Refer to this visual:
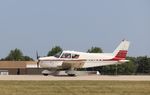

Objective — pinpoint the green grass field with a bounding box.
[0,81,150,95]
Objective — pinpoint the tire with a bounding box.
[43,74,49,76]
[68,74,76,76]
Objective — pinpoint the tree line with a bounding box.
[0,46,150,75]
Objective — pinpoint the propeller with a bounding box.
[36,51,40,68]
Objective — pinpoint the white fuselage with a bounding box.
[39,51,121,69]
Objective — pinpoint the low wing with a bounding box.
[62,60,85,69]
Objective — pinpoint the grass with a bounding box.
[0,81,150,95]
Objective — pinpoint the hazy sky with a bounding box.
[0,0,150,59]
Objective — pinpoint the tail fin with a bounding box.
[113,40,130,60]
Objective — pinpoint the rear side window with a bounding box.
[72,54,79,59]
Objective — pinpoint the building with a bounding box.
[0,61,44,75]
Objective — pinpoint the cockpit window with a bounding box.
[54,52,62,58]
[61,53,71,58]
[72,54,79,59]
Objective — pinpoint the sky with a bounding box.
[0,0,150,59]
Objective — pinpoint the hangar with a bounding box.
[0,61,44,75]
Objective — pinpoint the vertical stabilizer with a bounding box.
[113,40,130,60]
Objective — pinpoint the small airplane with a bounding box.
[37,40,130,76]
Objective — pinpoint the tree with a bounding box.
[5,48,24,61]
[23,56,34,61]
[47,46,62,56]
[87,47,103,53]
[3,48,33,61]
[100,65,116,75]
[117,57,137,75]
[136,56,150,74]
[99,57,137,75]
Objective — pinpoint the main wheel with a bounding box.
[43,73,49,76]
[68,74,76,76]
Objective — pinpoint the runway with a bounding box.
[0,75,150,81]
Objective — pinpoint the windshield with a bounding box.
[54,51,62,58]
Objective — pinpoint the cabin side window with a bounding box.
[72,54,79,59]
[61,53,71,58]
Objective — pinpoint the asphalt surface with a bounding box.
[0,75,150,81]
